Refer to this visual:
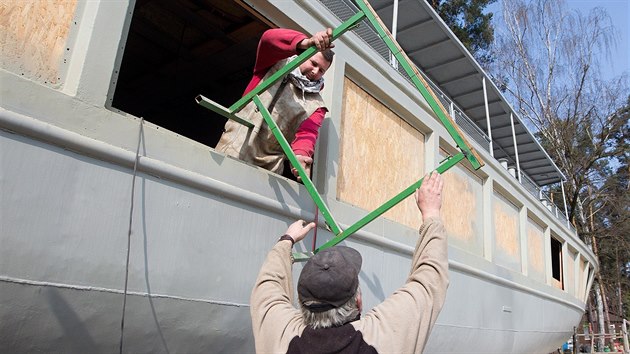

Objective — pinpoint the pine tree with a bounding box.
[429,0,496,64]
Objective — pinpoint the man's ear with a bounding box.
[357,292,363,313]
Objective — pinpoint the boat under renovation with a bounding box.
[0,0,597,352]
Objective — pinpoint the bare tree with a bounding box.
[487,0,629,349]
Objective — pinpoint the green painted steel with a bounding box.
[228,11,367,114]
[352,0,482,170]
[292,153,466,261]
[253,95,342,235]
[195,95,254,128]
[197,0,485,262]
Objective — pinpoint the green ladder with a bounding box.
[197,0,484,262]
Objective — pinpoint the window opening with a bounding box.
[111,0,270,149]
[551,236,564,288]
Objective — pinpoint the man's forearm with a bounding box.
[291,108,326,156]
[408,217,449,305]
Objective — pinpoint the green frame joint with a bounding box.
[195,95,254,128]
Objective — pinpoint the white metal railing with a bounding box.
[521,172,576,234]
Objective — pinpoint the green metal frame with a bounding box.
[292,153,466,262]
[197,0,484,261]
[252,95,342,236]
[353,0,483,170]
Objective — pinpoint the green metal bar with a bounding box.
[195,95,254,128]
[353,0,482,170]
[194,0,484,262]
[253,95,342,235]
[302,152,466,258]
[229,11,367,113]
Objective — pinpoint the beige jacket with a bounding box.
[215,58,324,174]
[250,218,449,353]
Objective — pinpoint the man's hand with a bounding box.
[415,171,443,221]
[285,220,316,243]
[298,28,335,51]
[291,155,313,182]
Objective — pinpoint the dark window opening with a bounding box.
[111,0,270,150]
[551,237,563,288]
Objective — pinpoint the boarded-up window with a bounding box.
[440,150,483,255]
[527,218,545,282]
[0,0,78,85]
[338,78,424,229]
[493,191,520,271]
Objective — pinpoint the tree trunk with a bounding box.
[588,194,611,345]
[578,194,608,349]
[594,282,606,350]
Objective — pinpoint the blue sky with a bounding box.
[488,0,629,81]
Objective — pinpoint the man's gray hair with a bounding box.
[300,288,361,329]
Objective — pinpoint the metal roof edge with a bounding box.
[414,0,566,184]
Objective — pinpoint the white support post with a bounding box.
[390,0,399,69]
[482,77,493,157]
[561,180,570,228]
[510,112,522,182]
[561,240,568,292]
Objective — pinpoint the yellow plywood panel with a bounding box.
[338,78,424,229]
[527,219,545,275]
[551,278,563,290]
[442,168,478,241]
[494,193,519,258]
[0,0,78,85]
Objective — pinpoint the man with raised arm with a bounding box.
[215,28,335,180]
[251,171,448,353]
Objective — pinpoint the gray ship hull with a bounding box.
[1,112,588,353]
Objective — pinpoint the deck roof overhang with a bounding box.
[330,0,565,186]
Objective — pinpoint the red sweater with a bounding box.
[244,29,327,158]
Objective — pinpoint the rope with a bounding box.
[119,117,144,354]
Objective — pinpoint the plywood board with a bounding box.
[493,192,519,259]
[338,78,424,229]
[439,153,483,254]
[551,278,563,289]
[0,0,78,85]
[526,218,545,281]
